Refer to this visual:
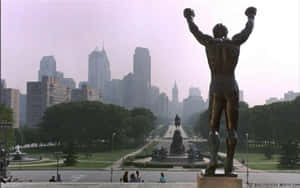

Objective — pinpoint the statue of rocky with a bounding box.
[183,7,256,176]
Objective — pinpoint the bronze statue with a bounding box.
[175,114,181,128]
[184,7,256,176]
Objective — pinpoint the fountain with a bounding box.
[9,145,40,162]
[10,145,26,161]
[170,130,185,155]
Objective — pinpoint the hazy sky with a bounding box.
[1,0,299,106]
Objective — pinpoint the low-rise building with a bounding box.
[71,84,100,102]
[1,88,20,128]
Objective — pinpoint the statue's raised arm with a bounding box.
[232,7,257,45]
[184,8,213,46]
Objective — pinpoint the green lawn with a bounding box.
[8,149,135,170]
[135,141,158,157]
[235,152,281,170]
[77,149,136,161]
[235,152,280,163]
[25,153,56,160]
[9,159,56,165]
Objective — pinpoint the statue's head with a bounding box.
[213,23,228,38]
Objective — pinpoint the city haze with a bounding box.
[1,0,299,106]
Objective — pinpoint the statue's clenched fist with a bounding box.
[184,8,195,20]
[245,7,257,18]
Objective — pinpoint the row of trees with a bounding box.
[194,97,300,168]
[19,101,156,150]
[16,101,156,165]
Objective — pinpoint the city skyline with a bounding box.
[1,0,300,106]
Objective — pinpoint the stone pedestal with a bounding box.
[197,174,242,188]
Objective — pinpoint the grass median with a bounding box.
[235,152,280,170]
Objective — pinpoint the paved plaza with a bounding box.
[6,170,300,184]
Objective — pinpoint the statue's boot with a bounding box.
[225,130,237,176]
[205,131,220,176]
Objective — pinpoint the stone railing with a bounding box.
[247,184,300,188]
[1,183,300,188]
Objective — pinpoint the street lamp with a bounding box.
[245,133,249,185]
[111,132,116,153]
[110,132,116,183]
[0,0,2,106]
[54,152,63,178]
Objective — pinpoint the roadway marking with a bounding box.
[71,174,86,182]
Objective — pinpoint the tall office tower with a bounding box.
[133,47,151,108]
[133,47,151,87]
[239,90,244,102]
[121,73,135,109]
[172,82,179,103]
[149,86,160,116]
[189,87,201,97]
[156,93,169,118]
[1,88,20,128]
[103,79,123,106]
[182,94,205,123]
[19,94,27,127]
[27,76,69,126]
[38,56,57,81]
[1,79,6,89]
[169,82,181,119]
[182,87,205,122]
[88,47,111,94]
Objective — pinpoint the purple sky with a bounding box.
[1,0,300,106]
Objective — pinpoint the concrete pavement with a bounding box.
[163,125,187,139]
[5,170,300,184]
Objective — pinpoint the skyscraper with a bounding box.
[133,47,151,108]
[133,47,151,87]
[38,56,57,81]
[182,87,205,122]
[103,79,123,106]
[19,94,27,127]
[88,47,111,94]
[189,87,201,97]
[121,73,135,109]
[156,93,169,118]
[239,90,244,102]
[1,79,6,89]
[172,82,179,103]
[169,81,181,119]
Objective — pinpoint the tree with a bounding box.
[63,141,78,166]
[279,140,299,168]
[0,104,15,151]
[37,101,157,153]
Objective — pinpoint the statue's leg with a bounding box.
[224,92,239,176]
[205,93,224,176]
